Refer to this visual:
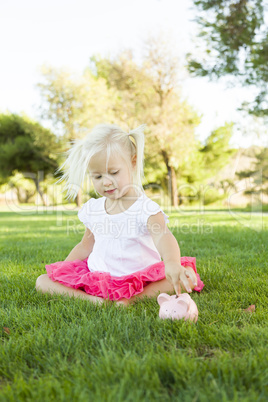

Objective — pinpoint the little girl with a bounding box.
[36,124,204,305]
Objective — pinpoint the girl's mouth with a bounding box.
[105,189,116,194]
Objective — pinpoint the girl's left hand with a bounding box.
[165,262,197,296]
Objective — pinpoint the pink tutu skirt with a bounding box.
[45,257,204,301]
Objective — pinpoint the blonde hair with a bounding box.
[58,123,146,200]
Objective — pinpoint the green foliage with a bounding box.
[238,146,268,194]
[188,0,268,117]
[5,172,36,203]
[200,122,236,175]
[0,211,268,400]
[90,42,201,206]
[38,42,202,207]
[202,187,226,205]
[177,123,235,205]
[90,50,161,127]
[91,45,201,171]
[0,114,62,181]
[38,65,120,140]
[37,39,239,207]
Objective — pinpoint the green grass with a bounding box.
[0,209,268,401]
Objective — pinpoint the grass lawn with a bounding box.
[0,208,268,401]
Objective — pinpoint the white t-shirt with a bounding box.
[78,193,169,277]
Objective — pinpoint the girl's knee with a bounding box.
[35,274,49,292]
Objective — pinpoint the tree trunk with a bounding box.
[170,165,178,208]
[15,186,35,203]
[162,150,178,208]
[33,174,48,206]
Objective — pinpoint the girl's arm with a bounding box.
[147,212,197,295]
[65,228,95,261]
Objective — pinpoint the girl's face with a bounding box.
[88,151,136,200]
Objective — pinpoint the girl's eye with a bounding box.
[93,171,118,179]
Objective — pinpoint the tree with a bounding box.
[187,0,268,117]
[141,35,200,207]
[237,146,268,195]
[174,123,236,204]
[200,123,235,174]
[89,50,156,127]
[7,172,36,203]
[37,65,121,206]
[0,114,62,204]
[38,65,120,140]
[91,37,200,207]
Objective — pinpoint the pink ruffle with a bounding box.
[45,256,204,301]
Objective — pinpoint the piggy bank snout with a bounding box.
[160,300,188,320]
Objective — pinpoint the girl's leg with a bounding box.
[35,274,104,305]
[117,266,196,306]
[134,278,174,299]
[117,278,173,306]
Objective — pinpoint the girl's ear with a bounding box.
[132,154,137,168]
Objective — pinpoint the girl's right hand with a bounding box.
[165,262,197,295]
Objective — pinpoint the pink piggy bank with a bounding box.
[157,293,198,322]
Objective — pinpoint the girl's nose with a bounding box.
[103,175,113,186]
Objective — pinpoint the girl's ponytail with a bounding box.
[57,138,92,200]
[128,124,146,189]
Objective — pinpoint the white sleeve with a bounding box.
[140,198,169,225]
[77,199,92,228]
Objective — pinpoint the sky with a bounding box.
[0,0,266,148]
